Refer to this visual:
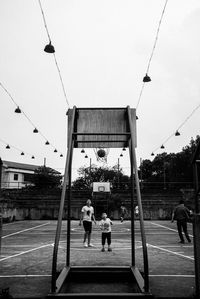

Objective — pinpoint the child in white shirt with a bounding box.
[99,212,113,252]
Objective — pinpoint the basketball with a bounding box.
[97,149,106,158]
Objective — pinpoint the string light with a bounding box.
[1,137,64,161]
[175,130,180,136]
[136,0,169,110]
[0,81,64,157]
[33,128,39,133]
[150,101,200,156]
[38,0,70,108]
[15,106,21,113]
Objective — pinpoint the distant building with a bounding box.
[1,160,40,189]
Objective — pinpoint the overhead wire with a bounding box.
[136,0,169,110]
[0,137,35,159]
[38,0,70,108]
[0,81,64,157]
[151,101,200,155]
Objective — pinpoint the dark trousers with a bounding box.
[102,232,111,246]
[177,220,191,242]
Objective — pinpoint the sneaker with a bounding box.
[179,240,185,244]
[101,248,105,252]
[108,247,112,252]
[88,243,95,247]
[83,242,88,248]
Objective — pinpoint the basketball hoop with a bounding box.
[94,148,110,163]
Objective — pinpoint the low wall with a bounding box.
[0,189,193,222]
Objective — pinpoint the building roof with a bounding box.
[2,160,61,174]
[2,160,40,171]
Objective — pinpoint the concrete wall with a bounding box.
[1,189,192,222]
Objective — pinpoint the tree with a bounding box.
[72,164,130,190]
[139,135,200,189]
[31,166,62,189]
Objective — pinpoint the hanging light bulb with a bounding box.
[175,130,180,136]
[160,144,165,149]
[44,42,55,53]
[81,149,85,153]
[136,115,139,120]
[15,106,21,113]
[122,148,126,151]
[60,154,63,157]
[45,140,50,145]
[31,155,35,159]
[143,74,151,82]
[120,153,123,157]
[21,152,25,156]
[54,149,58,153]
[85,154,88,158]
[6,144,10,149]
[151,152,154,156]
[33,128,38,133]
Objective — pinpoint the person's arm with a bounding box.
[79,209,84,226]
[90,206,96,224]
[171,210,175,222]
[99,220,103,230]
[92,213,96,224]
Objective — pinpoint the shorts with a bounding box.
[83,220,92,233]
[102,232,111,246]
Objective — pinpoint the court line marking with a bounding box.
[2,222,50,239]
[0,275,51,277]
[0,241,142,260]
[2,221,25,226]
[0,274,195,278]
[149,222,193,238]
[147,243,194,261]
[0,243,53,262]
[149,275,195,277]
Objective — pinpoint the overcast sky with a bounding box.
[0,0,200,180]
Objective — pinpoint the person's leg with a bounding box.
[182,221,191,242]
[88,232,91,245]
[101,233,106,251]
[83,221,89,247]
[88,222,94,246]
[120,213,124,222]
[177,221,184,243]
[107,232,112,251]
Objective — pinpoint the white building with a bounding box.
[1,160,40,189]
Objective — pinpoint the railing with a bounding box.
[0,181,33,189]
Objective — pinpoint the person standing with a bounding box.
[171,199,191,244]
[120,203,127,223]
[79,199,96,248]
[135,205,139,219]
[99,212,113,252]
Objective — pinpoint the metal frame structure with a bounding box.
[191,141,200,298]
[49,106,151,297]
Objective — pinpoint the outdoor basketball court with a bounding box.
[0,219,195,298]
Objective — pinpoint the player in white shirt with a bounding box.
[80,199,96,247]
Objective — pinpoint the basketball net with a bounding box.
[94,148,110,163]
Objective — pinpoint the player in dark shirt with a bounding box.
[171,199,191,244]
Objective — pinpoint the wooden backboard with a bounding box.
[67,107,137,148]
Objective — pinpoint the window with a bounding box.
[14,173,18,181]
[24,173,34,182]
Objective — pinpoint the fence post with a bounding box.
[0,158,2,255]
